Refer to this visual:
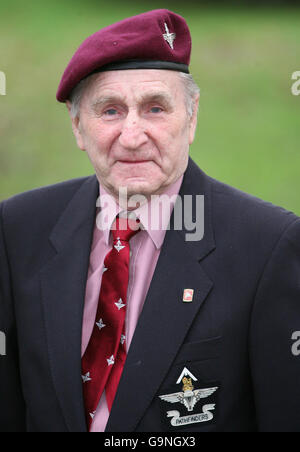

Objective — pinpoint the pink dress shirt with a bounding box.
[81,176,183,432]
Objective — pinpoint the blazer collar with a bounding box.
[175,157,215,262]
[49,176,99,253]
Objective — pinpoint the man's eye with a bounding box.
[104,108,118,116]
[150,107,163,114]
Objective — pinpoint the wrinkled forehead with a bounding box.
[81,69,185,104]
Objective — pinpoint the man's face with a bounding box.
[68,69,198,201]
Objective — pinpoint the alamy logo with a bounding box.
[96,189,205,242]
[0,71,6,96]
[291,331,300,357]
[0,331,6,356]
[291,71,300,96]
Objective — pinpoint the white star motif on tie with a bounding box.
[96,318,106,330]
[114,238,125,253]
[107,355,115,366]
[120,334,126,345]
[115,298,126,310]
[103,266,108,273]
[90,411,96,419]
[82,372,92,383]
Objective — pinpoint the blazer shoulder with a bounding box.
[187,159,299,226]
[1,176,96,219]
[0,176,98,239]
[208,175,300,231]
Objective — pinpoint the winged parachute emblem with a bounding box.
[159,376,218,412]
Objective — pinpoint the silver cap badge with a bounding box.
[163,22,176,50]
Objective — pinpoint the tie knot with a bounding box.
[111,216,140,242]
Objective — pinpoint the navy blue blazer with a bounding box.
[1,159,300,432]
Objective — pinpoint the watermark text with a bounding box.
[291,331,300,356]
[96,189,205,242]
[0,71,6,95]
[0,330,6,356]
[291,71,300,96]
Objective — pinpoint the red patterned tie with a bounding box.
[81,216,140,430]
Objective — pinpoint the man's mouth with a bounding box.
[118,160,150,164]
[117,160,153,166]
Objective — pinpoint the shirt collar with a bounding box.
[97,176,183,249]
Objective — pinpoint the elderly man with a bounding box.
[0,9,300,433]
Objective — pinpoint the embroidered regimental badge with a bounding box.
[159,367,219,428]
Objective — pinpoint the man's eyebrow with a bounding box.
[91,95,125,110]
[90,91,174,111]
[138,91,174,108]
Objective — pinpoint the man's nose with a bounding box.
[119,112,148,150]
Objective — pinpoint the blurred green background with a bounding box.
[1,0,300,214]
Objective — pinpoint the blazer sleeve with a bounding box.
[0,201,26,432]
[249,217,300,432]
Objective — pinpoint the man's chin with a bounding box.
[115,178,164,201]
[122,180,159,198]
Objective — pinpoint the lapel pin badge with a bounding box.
[183,289,194,303]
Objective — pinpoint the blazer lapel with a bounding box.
[39,176,99,432]
[106,160,216,432]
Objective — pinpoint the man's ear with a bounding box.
[66,100,85,151]
[188,95,200,145]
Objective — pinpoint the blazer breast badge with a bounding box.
[159,367,219,428]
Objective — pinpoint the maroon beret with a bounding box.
[56,9,192,102]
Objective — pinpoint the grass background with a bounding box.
[1,0,299,214]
